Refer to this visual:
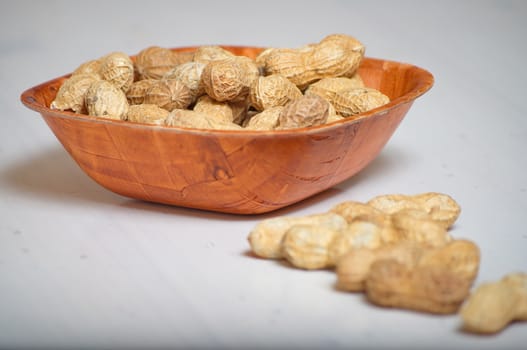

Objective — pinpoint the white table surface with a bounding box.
[1,0,526,349]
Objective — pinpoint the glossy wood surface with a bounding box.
[20,47,433,214]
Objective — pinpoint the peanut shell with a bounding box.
[72,59,102,77]
[336,241,424,292]
[163,61,206,102]
[144,79,193,111]
[281,224,341,270]
[461,273,527,334]
[277,94,330,129]
[365,240,480,314]
[193,46,235,64]
[165,109,242,130]
[99,52,134,92]
[193,95,248,124]
[50,73,100,114]
[249,74,302,111]
[333,88,390,117]
[125,104,169,125]
[368,192,461,229]
[201,58,251,102]
[243,106,284,130]
[307,34,365,78]
[263,48,313,89]
[85,80,129,120]
[126,79,157,105]
[304,76,365,102]
[247,212,347,259]
[135,46,179,80]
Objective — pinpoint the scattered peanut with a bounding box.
[330,200,383,223]
[248,212,347,259]
[281,224,342,270]
[337,239,479,294]
[390,209,452,247]
[363,240,479,314]
[367,192,461,229]
[460,273,527,334]
[327,213,397,265]
[366,257,474,314]
[336,241,424,292]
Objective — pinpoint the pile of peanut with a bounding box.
[50,34,390,130]
[248,192,527,334]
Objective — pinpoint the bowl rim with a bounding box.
[20,49,434,137]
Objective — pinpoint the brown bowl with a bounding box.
[20,46,433,214]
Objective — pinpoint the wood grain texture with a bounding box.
[20,46,434,214]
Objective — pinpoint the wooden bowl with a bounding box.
[20,46,434,214]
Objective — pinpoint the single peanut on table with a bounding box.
[460,273,527,334]
[248,212,348,260]
[367,192,461,229]
[336,240,424,292]
[338,239,480,314]
[365,256,475,314]
[281,224,343,270]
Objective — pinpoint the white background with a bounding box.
[1,0,526,349]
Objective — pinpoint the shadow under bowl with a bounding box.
[20,46,434,214]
